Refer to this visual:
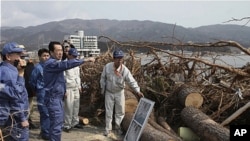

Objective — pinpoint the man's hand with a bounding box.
[64,92,68,99]
[84,57,95,62]
[18,59,27,68]
[137,92,144,98]
[79,88,82,93]
[21,120,29,128]
[17,59,26,76]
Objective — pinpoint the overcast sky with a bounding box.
[1,0,250,28]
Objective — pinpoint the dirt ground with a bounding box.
[28,100,124,141]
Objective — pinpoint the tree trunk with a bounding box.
[148,118,182,141]
[181,106,229,141]
[177,84,203,108]
[123,88,182,141]
[140,123,176,141]
[122,113,178,141]
[79,116,89,125]
[157,116,178,136]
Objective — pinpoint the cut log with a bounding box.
[148,119,172,135]
[79,116,89,125]
[221,101,250,126]
[181,106,229,141]
[157,116,171,131]
[157,116,178,136]
[123,88,181,141]
[122,113,178,141]
[125,98,138,113]
[140,124,176,141]
[177,84,203,108]
[148,118,182,141]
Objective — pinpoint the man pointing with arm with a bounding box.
[43,41,94,141]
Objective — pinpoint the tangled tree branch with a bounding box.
[223,17,250,26]
[99,36,250,76]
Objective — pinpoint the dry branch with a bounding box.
[221,101,250,126]
[99,36,250,76]
[223,17,250,26]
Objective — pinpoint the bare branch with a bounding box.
[99,36,250,77]
[223,17,250,26]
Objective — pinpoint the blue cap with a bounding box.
[113,50,124,58]
[68,48,79,57]
[2,42,24,55]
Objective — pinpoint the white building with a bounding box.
[64,30,100,57]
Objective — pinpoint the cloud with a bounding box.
[1,1,91,27]
[1,1,250,28]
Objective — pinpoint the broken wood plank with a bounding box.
[221,101,250,126]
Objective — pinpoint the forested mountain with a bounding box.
[1,19,250,51]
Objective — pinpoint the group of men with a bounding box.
[0,41,143,141]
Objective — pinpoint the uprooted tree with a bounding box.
[79,36,250,141]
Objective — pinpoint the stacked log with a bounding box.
[157,116,178,136]
[78,49,250,140]
[176,84,203,108]
[122,89,182,141]
[122,113,178,141]
[181,106,230,141]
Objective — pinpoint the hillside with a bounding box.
[1,19,250,51]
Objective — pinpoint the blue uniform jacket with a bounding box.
[29,63,44,92]
[43,57,84,99]
[0,62,29,126]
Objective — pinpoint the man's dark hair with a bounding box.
[2,55,7,61]
[48,41,61,52]
[62,43,75,60]
[70,44,75,48]
[38,48,49,57]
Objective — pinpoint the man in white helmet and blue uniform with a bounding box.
[0,42,29,140]
[100,49,144,136]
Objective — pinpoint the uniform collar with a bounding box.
[113,63,123,76]
[2,61,18,71]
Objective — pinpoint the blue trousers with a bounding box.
[37,90,50,138]
[45,98,64,141]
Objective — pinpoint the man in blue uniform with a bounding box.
[29,48,50,140]
[43,41,95,141]
[0,42,29,140]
